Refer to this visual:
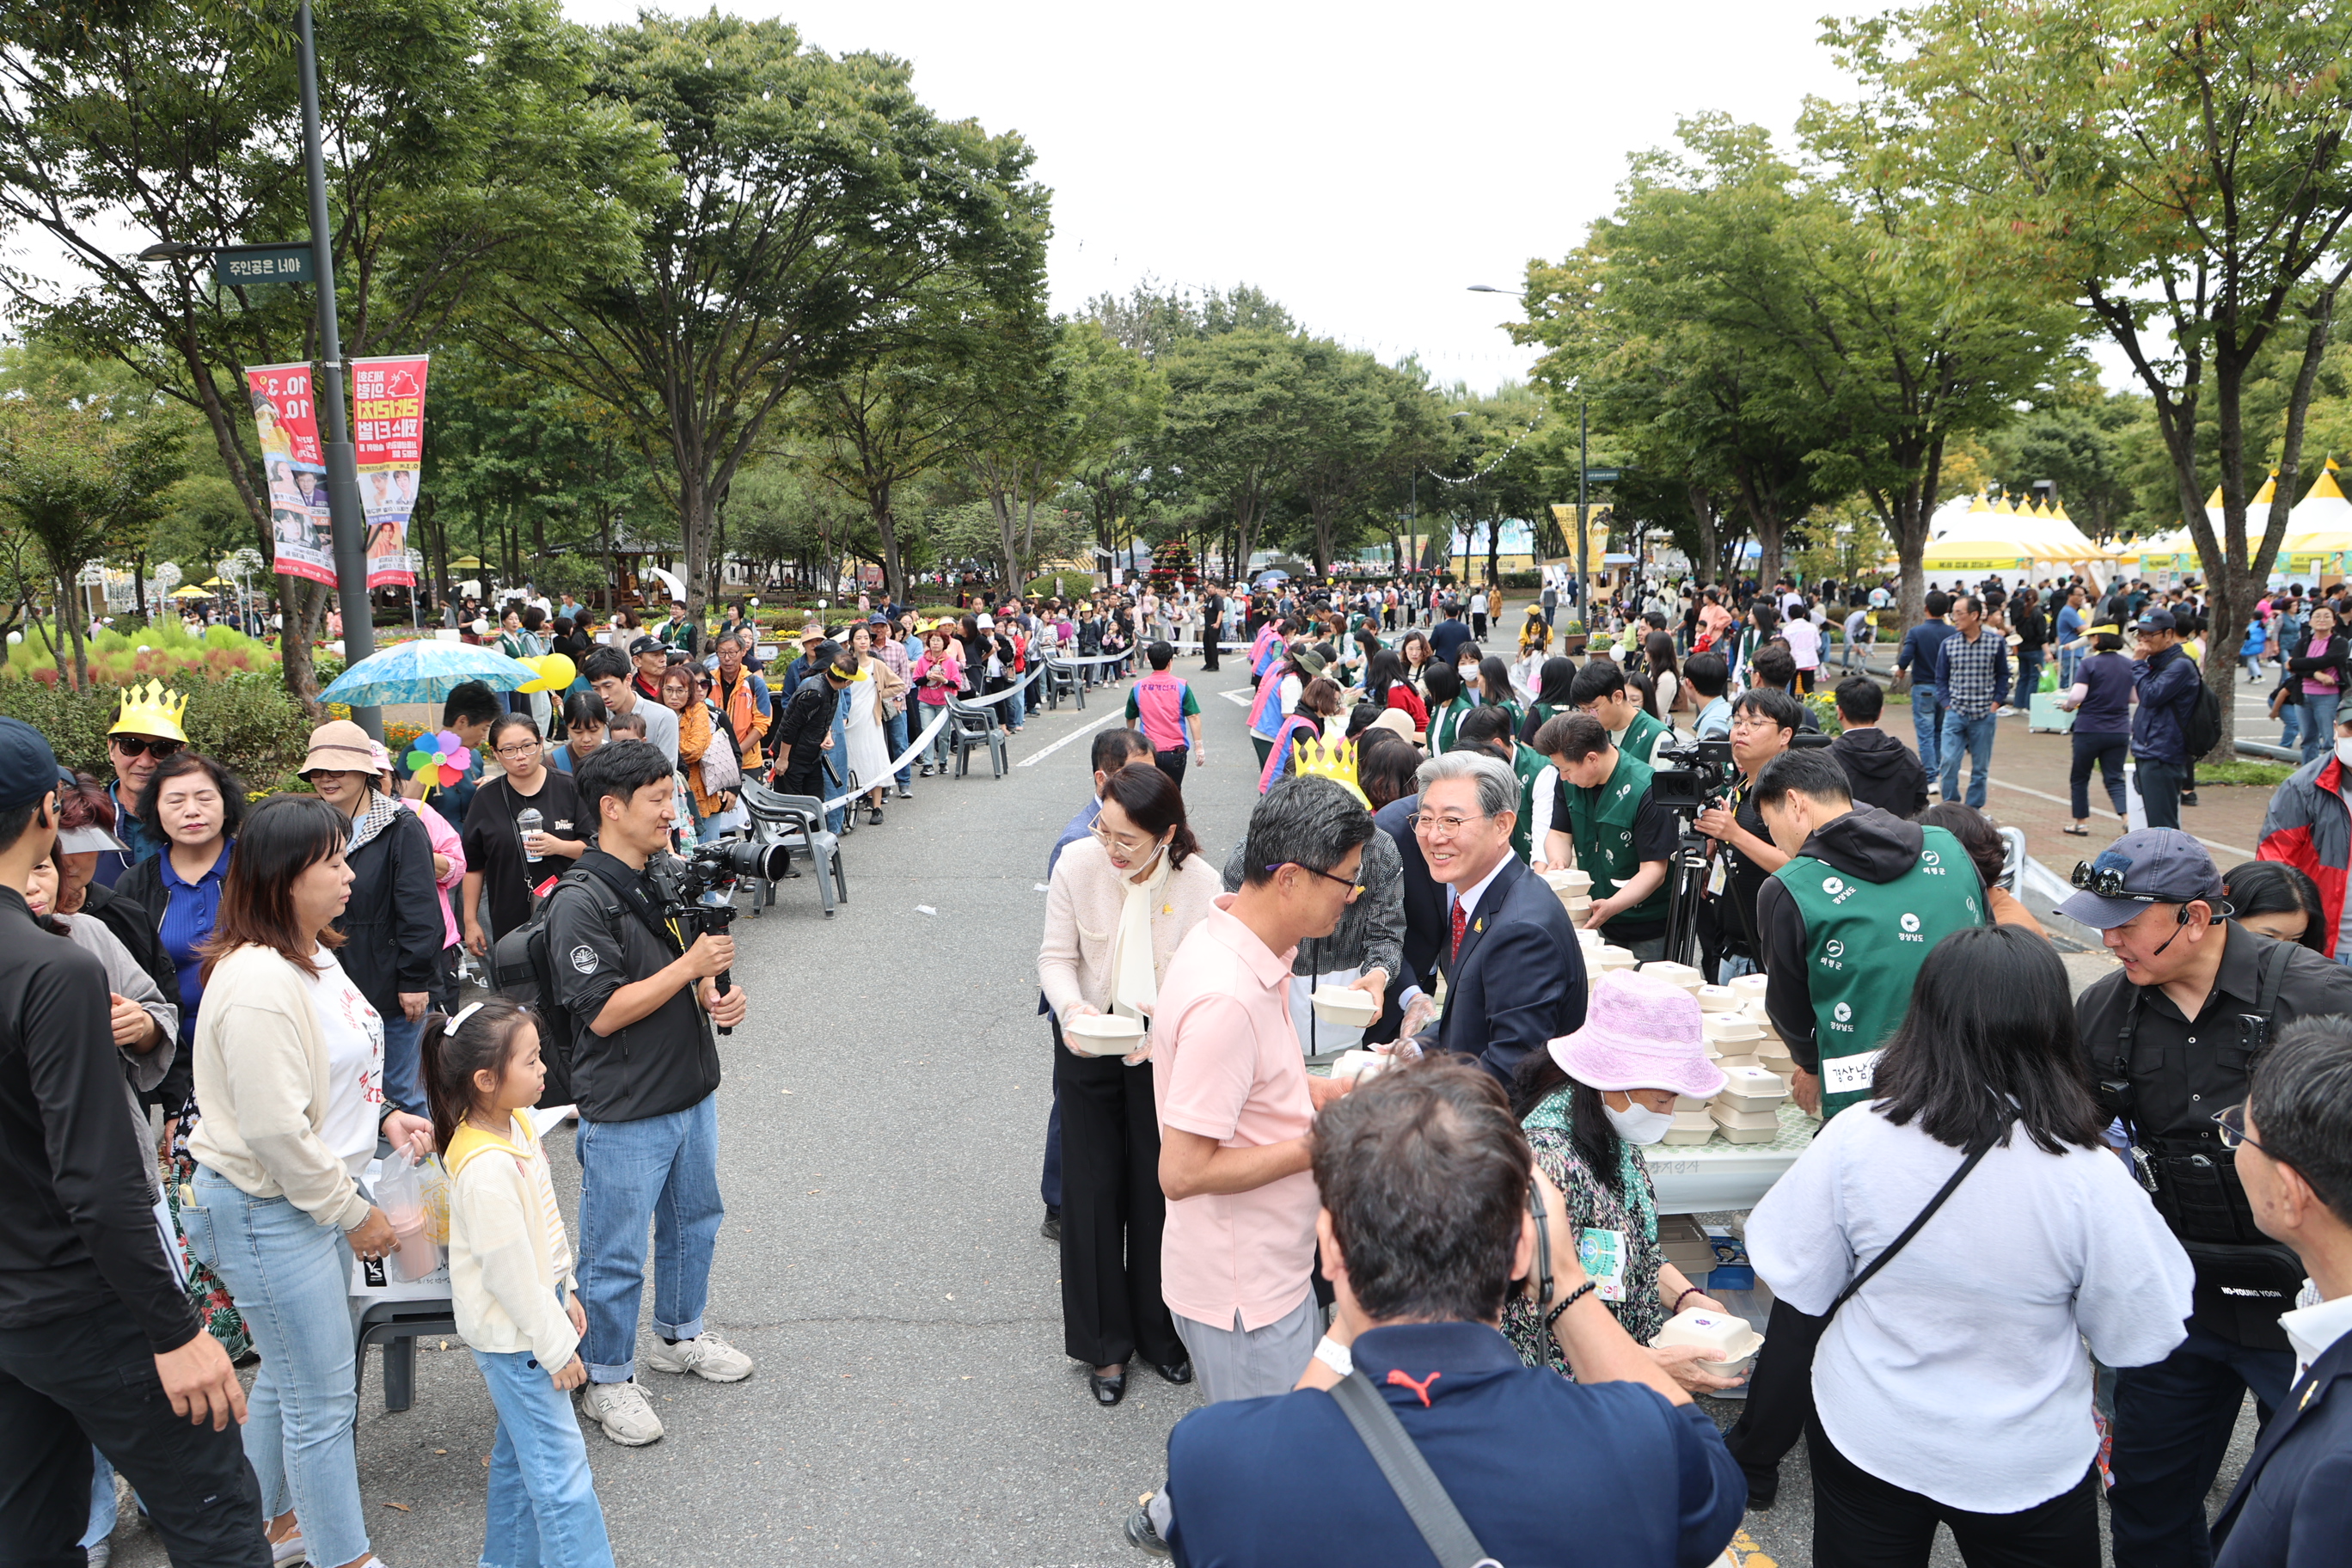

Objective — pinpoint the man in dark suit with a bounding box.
[1406,750,1585,1083]
[1156,1058,1744,1566]
[2212,1017,2352,1568]
[1372,790,1444,1044]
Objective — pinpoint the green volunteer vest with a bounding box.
[1431,695,1476,755]
[1774,823,1983,1120]
[1621,707,1670,768]
[1565,749,1672,928]
[1509,741,1548,862]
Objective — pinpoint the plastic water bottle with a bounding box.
[517,807,543,862]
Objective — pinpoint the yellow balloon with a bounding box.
[517,652,576,694]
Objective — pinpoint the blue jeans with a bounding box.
[474,1333,616,1568]
[2012,650,2043,708]
[383,1011,425,1121]
[884,707,911,787]
[81,1445,113,1551]
[2059,646,2081,689]
[1938,708,1997,808]
[2281,698,2304,752]
[575,1093,723,1383]
[1911,683,1946,775]
[2303,691,2339,763]
[2109,1322,2294,1568]
[183,1168,369,1567]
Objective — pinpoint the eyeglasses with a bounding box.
[495,743,542,760]
[1406,811,1491,839]
[2213,1103,2268,1155]
[2070,861,2159,903]
[110,735,183,760]
[1088,821,1159,855]
[1264,861,1366,895]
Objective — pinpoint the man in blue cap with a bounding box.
[2132,609,2204,830]
[2069,829,2352,1567]
[0,717,266,1565]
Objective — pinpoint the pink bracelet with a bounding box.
[1673,1285,1704,1311]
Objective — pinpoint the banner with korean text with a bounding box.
[247,362,335,586]
[351,354,428,588]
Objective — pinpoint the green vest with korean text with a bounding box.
[1773,823,1982,1120]
[1565,749,1672,929]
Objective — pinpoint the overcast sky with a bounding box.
[561,0,1861,395]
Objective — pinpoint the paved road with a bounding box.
[105,651,2255,1568]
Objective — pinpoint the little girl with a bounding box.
[424,998,615,1568]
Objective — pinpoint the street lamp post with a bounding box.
[297,0,379,735]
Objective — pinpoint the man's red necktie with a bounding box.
[1449,899,1467,967]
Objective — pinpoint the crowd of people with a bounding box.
[11,564,2352,1568]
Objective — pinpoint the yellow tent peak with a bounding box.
[2330,456,2341,472]
[1995,495,2016,514]
[2206,485,2224,509]
[2305,469,2348,502]
[1968,492,1991,512]
[2054,501,2073,521]
[2031,498,2051,518]
[2254,469,2279,505]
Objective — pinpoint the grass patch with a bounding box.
[2200,758,2293,787]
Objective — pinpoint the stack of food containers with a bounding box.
[1657,1214,1716,1275]
[1709,1062,1789,1142]
[1639,961,1705,995]
[1543,867,1593,928]
[1590,945,1639,977]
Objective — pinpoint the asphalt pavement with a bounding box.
[104,651,2257,1568]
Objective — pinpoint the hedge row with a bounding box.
[0,671,318,793]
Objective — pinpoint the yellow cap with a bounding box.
[110,679,189,742]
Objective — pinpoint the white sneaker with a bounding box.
[269,1533,306,1566]
[581,1380,665,1445]
[642,1331,755,1383]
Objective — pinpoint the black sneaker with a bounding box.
[1741,1462,1779,1510]
[1124,1505,1172,1558]
[1041,1206,1061,1243]
[2181,791,2199,807]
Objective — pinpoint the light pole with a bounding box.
[1467,284,1587,622]
[297,0,379,735]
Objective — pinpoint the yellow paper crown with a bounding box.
[111,678,189,742]
[1291,734,1369,807]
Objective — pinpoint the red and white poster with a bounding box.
[248,361,335,587]
[351,354,428,588]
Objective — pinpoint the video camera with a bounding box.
[1650,738,1738,814]
[654,839,792,1036]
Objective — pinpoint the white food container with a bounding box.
[1652,1307,1766,1376]
[1718,1063,1789,1112]
[1641,961,1706,991]
[1575,926,1606,951]
[1592,946,1639,972]
[1659,1123,1717,1146]
[1727,974,1770,1005]
[1332,1049,1393,1083]
[1310,986,1380,1027]
[1702,1014,1762,1045]
[1710,1103,1781,1131]
[1063,1014,1145,1057]
[1694,984,1741,1013]
[1672,1093,1711,1112]
[1669,1108,1715,1131]
[1712,1053,1762,1071]
[1542,867,1593,899]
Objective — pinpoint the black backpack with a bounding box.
[488,867,622,1108]
[2184,669,2224,757]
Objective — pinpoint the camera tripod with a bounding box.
[1655,818,1716,972]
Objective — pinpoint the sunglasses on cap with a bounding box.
[2070,861,2162,903]
[110,735,184,760]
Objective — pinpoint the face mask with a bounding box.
[1603,1096,1675,1146]
[2336,738,2352,769]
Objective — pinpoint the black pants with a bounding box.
[2137,755,2186,830]
[1052,1024,1185,1370]
[0,1312,268,1567]
[1724,1295,1829,1487]
[1808,1416,2099,1568]
[1154,746,1189,789]
[2108,1324,2293,1568]
[1202,634,1219,671]
[2070,730,2128,820]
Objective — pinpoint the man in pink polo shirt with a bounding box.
[1153,775,1370,1402]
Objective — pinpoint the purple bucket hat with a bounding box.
[1548,970,1727,1099]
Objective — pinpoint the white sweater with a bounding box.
[1746,1103,2191,1513]
[1037,838,1222,1021]
[445,1113,579,1365]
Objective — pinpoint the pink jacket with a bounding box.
[401,797,466,949]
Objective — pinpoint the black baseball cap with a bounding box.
[2133,608,2177,634]
[628,636,665,657]
[2058,830,2228,928]
[0,719,59,812]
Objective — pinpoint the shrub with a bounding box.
[0,669,316,787]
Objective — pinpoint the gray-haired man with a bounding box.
[1408,751,1586,1084]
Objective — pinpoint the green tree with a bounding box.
[0,0,658,701]
[1288,352,1443,578]
[1837,0,2352,746]
[481,11,1048,628]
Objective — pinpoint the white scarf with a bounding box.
[1106,842,1174,1023]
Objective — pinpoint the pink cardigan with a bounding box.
[401,797,466,948]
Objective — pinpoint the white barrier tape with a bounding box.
[818,705,955,812]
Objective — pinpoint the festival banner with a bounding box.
[351,354,428,588]
[247,362,335,587]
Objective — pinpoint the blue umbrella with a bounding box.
[1253,568,1291,585]
[318,639,537,707]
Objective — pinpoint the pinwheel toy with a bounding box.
[404,730,474,789]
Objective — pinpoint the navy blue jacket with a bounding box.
[2073,649,2136,734]
[1430,617,1475,666]
[1895,619,1956,686]
[1166,1322,1743,1568]
[2132,644,2202,764]
[1373,793,1444,1025]
[2213,1327,2352,1568]
[1412,854,1586,1084]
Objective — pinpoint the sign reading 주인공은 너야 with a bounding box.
[350,355,428,589]
[248,362,335,588]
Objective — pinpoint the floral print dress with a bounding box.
[1501,1085,1667,1379]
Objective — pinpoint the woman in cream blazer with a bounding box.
[1037,763,1219,1407]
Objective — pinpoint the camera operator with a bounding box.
[546,738,753,1449]
[2065,830,2352,1567]
[1155,1057,1743,1567]
[1533,713,1674,959]
[1690,688,1804,981]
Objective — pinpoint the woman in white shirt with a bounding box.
[1743,925,2191,1566]
[1037,763,1221,1408]
[183,795,435,1568]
